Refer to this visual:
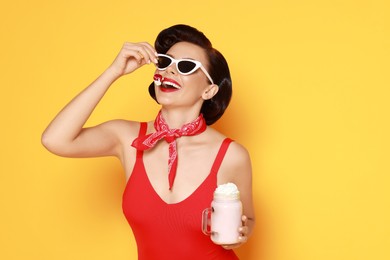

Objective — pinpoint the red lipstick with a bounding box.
[153,74,182,91]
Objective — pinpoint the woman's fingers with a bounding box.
[138,42,158,64]
[220,215,250,250]
[222,243,241,250]
[121,42,144,65]
[123,42,157,65]
[242,215,248,225]
[239,225,249,236]
[110,42,157,76]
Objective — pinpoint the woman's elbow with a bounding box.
[41,132,65,156]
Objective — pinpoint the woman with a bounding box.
[42,24,255,259]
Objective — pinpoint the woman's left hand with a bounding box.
[221,215,249,250]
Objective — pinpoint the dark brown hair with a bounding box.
[148,24,232,125]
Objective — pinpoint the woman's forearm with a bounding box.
[41,42,157,155]
[41,67,119,151]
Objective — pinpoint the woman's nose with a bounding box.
[165,63,177,75]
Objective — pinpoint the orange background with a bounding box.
[1,0,389,259]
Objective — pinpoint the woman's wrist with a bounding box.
[104,65,123,82]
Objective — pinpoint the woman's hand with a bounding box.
[108,42,158,78]
[221,215,250,250]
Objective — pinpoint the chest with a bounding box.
[143,141,220,203]
[123,175,214,233]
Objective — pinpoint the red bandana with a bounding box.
[131,111,207,190]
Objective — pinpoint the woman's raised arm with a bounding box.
[41,42,157,158]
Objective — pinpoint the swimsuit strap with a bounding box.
[210,138,233,174]
[136,122,148,158]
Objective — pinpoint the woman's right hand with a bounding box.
[108,42,158,78]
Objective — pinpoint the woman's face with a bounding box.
[154,41,213,109]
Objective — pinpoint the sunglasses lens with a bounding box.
[177,60,197,74]
[157,56,172,69]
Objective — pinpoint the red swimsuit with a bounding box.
[122,122,239,260]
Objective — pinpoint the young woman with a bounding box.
[42,24,255,259]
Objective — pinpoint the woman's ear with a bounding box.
[202,84,219,100]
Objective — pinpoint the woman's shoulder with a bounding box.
[203,128,250,160]
[215,133,252,180]
[218,141,252,186]
[204,126,227,142]
[225,139,250,163]
[205,127,246,150]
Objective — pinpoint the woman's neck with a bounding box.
[159,107,202,129]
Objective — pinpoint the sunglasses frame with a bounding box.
[156,54,214,85]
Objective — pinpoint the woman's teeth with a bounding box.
[162,81,181,89]
[153,74,181,89]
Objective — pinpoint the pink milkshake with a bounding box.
[202,183,243,245]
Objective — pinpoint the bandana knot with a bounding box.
[131,111,207,190]
[164,133,178,143]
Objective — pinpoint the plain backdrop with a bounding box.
[1,0,389,259]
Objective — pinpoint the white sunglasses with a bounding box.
[156,54,214,85]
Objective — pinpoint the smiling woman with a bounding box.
[41,24,255,260]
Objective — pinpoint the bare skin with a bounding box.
[42,41,255,249]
